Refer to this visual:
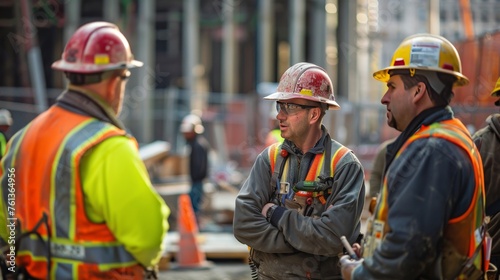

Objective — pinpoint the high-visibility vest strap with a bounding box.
[365,118,486,275]
[19,237,136,264]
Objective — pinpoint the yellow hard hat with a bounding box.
[491,77,500,97]
[373,34,469,87]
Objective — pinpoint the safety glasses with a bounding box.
[276,102,318,115]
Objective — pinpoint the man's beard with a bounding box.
[387,115,399,131]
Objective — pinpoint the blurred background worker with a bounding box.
[265,109,284,147]
[0,22,169,279]
[472,77,500,272]
[341,34,490,279]
[180,113,210,221]
[366,137,396,216]
[234,62,365,279]
[367,137,395,199]
[0,109,12,159]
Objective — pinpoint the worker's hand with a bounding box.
[352,243,362,258]
[340,255,363,280]
[261,202,275,217]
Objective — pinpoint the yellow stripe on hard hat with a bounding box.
[94,54,110,65]
[300,89,313,96]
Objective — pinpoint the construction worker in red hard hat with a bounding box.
[0,22,169,279]
[0,109,12,159]
[340,34,492,279]
[472,77,500,274]
[233,62,365,279]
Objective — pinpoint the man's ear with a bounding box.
[103,73,121,107]
[413,82,427,103]
[309,107,322,123]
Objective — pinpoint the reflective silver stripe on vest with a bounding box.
[47,120,136,264]
[54,262,73,279]
[53,120,109,238]
[19,238,136,264]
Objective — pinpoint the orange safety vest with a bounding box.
[363,118,487,277]
[268,141,350,206]
[0,105,143,279]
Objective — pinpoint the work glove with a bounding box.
[340,255,363,280]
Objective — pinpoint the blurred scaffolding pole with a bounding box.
[290,0,305,64]
[183,0,199,98]
[104,0,119,23]
[336,0,357,145]
[222,0,236,95]
[257,0,274,84]
[310,0,326,68]
[134,0,155,143]
[60,0,81,89]
[20,0,47,113]
[429,0,440,35]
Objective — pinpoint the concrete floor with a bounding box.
[155,182,373,280]
[158,260,253,280]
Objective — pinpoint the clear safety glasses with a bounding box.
[275,102,318,115]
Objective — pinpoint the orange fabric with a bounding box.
[412,119,486,270]
[78,264,143,280]
[17,255,47,280]
[269,143,280,174]
[12,105,140,279]
[331,147,350,174]
[373,118,485,272]
[305,154,322,181]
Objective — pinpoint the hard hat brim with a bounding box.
[491,77,500,97]
[373,66,469,87]
[51,59,144,73]
[264,92,340,110]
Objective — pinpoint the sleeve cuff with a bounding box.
[270,206,286,227]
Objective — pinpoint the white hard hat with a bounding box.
[0,109,12,126]
[264,62,340,110]
[180,114,204,134]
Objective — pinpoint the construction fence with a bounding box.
[1,84,496,184]
[1,33,500,182]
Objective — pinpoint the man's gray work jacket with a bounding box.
[233,127,365,279]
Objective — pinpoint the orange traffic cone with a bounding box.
[173,194,212,270]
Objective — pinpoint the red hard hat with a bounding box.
[51,21,143,73]
[264,62,340,110]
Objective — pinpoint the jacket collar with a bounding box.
[487,113,500,138]
[385,106,451,173]
[55,85,126,130]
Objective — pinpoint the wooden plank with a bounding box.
[139,140,170,168]
[163,232,249,262]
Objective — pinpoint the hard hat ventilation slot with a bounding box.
[66,72,105,85]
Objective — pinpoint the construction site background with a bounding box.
[1,0,500,274]
[1,0,499,181]
[1,28,500,221]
